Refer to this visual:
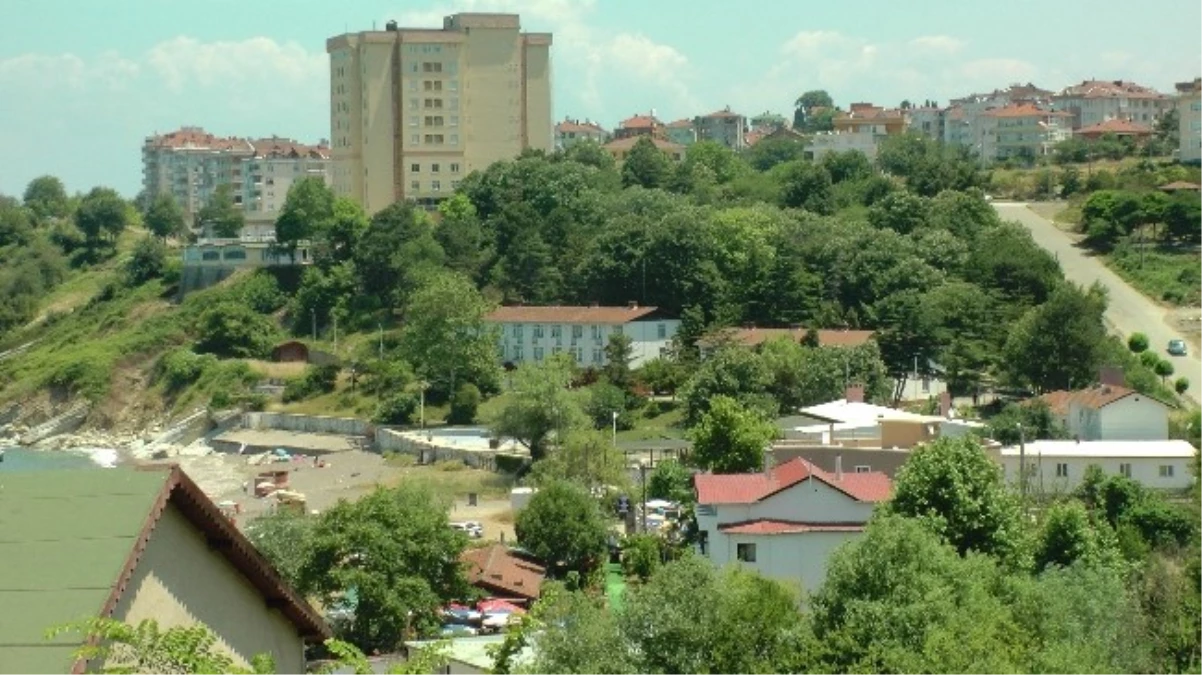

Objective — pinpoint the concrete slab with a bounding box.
[212,428,361,455]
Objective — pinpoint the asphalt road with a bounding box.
[994,203,1200,406]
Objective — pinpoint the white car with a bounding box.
[450,522,484,539]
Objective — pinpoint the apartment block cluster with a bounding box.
[555,106,782,163]
[142,127,331,237]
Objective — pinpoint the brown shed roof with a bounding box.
[485,305,668,324]
[1036,384,1168,416]
[460,544,545,602]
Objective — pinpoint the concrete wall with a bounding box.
[112,505,306,673]
[243,412,371,437]
[1097,395,1169,441]
[376,428,525,471]
[714,531,852,598]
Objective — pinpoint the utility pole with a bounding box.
[1018,422,1027,503]
[311,309,316,342]
[419,380,429,429]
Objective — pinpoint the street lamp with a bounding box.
[638,459,648,533]
[419,380,430,430]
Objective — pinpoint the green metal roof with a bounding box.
[0,469,170,673]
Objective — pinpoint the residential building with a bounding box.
[906,106,945,140]
[664,119,697,146]
[326,13,553,215]
[944,83,1054,151]
[460,544,545,605]
[993,440,1197,492]
[484,304,680,368]
[806,103,906,161]
[1037,382,1171,441]
[1074,118,1154,142]
[694,106,747,149]
[977,103,1073,162]
[693,457,892,595]
[180,239,311,296]
[612,112,664,141]
[749,111,790,133]
[601,136,685,163]
[554,117,607,150]
[0,466,330,674]
[1176,77,1202,163]
[142,128,331,233]
[1052,79,1172,129]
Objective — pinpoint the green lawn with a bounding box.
[605,562,626,612]
[1105,246,1202,307]
[617,402,685,443]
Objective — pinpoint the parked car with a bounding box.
[450,521,483,539]
[1168,339,1188,356]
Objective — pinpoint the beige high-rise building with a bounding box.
[326,13,552,215]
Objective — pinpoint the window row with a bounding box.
[502,345,604,364]
[409,162,461,174]
[408,180,461,192]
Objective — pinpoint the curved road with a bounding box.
[994,203,1200,406]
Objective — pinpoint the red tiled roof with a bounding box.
[702,108,743,119]
[718,519,867,535]
[460,544,545,601]
[1056,79,1167,100]
[1076,118,1154,136]
[485,304,666,324]
[620,114,661,129]
[665,118,694,128]
[556,119,607,134]
[250,137,330,159]
[694,457,892,505]
[145,127,255,153]
[1035,384,1161,416]
[982,103,1071,118]
[701,326,876,349]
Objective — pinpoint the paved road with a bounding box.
[994,203,1200,406]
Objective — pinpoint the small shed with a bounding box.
[271,341,309,363]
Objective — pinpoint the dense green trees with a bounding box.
[143,192,186,240]
[196,184,244,238]
[515,480,610,579]
[688,395,776,473]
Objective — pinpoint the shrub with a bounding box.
[125,236,168,286]
[447,383,481,425]
[157,348,217,392]
[1174,377,1190,394]
[1140,351,1161,369]
[238,272,286,314]
[1154,359,1175,383]
[622,533,663,581]
[383,451,417,467]
[1127,332,1149,353]
[435,459,468,472]
[46,357,111,400]
[194,301,276,359]
[282,364,339,402]
[375,392,418,424]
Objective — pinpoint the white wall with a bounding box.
[493,318,679,369]
[1097,396,1169,441]
[718,532,854,597]
[999,454,1193,492]
[894,375,947,403]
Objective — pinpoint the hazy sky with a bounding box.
[1,0,1199,196]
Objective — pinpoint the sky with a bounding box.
[1,0,1199,197]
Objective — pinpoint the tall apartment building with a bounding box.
[142,128,331,234]
[326,13,552,215]
[1176,78,1201,164]
[1052,79,1172,129]
[694,107,747,149]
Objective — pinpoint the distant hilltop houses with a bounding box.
[554,74,1200,167]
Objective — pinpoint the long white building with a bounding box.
[484,304,679,369]
[994,440,1197,493]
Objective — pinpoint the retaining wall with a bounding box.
[376,428,526,471]
[243,412,372,437]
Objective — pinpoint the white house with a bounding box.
[994,440,1197,493]
[1038,384,1171,441]
[693,457,891,597]
[484,304,679,369]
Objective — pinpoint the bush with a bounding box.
[1127,332,1149,353]
[125,236,168,286]
[46,357,111,400]
[156,348,217,392]
[1154,359,1175,382]
[622,533,663,581]
[282,364,339,402]
[435,459,468,472]
[375,392,418,424]
[585,382,635,431]
[238,272,287,314]
[1139,351,1161,369]
[447,383,481,425]
[194,302,276,359]
[1174,377,1190,394]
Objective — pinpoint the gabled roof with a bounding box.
[1075,118,1154,136]
[717,519,867,535]
[0,466,330,673]
[998,439,1197,459]
[665,118,694,128]
[700,107,743,119]
[982,103,1071,118]
[602,136,684,153]
[460,544,545,601]
[485,304,669,324]
[701,326,876,349]
[694,457,892,505]
[619,114,661,129]
[1036,384,1167,416]
[555,119,607,134]
[1055,79,1167,100]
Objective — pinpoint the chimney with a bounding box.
[627,300,638,309]
[1099,366,1124,387]
[845,385,864,403]
[835,455,843,481]
[938,391,952,418]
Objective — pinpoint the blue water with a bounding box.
[1,446,101,471]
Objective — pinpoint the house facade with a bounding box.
[1177,78,1202,163]
[554,118,608,150]
[1038,383,1170,441]
[978,104,1073,162]
[613,112,664,141]
[0,466,329,674]
[694,107,747,149]
[664,119,697,147]
[1053,80,1172,129]
[694,457,891,596]
[993,440,1197,493]
[484,304,680,369]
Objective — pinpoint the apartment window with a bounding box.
[736,543,757,563]
[410,181,420,191]
[1119,463,1132,478]
[409,81,417,91]
[450,163,461,173]
[572,347,583,362]
[410,62,419,73]
[552,346,562,354]
[449,97,459,109]
[432,180,441,192]
[424,116,444,127]
[424,134,444,144]
[451,180,461,189]
[1159,465,1175,478]
[592,349,603,364]
[1055,463,1069,478]
[449,79,459,92]
[450,134,459,145]
[424,98,443,109]
[450,115,460,127]
[410,98,419,110]
[513,346,524,361]
[422,62,443,73]
[657,323,667,339]
[533,325,544,338]
[572,325,583,339]
[512,324,524,339]
[533,347,544,361]
[590,325,602,340]
[411,163,420,173]
[409,117,419,127]
[410,134,420,144]
[855,465,872,473]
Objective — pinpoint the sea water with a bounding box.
[1,445,118,470]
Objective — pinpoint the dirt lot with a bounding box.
[1169,307,1202,351]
